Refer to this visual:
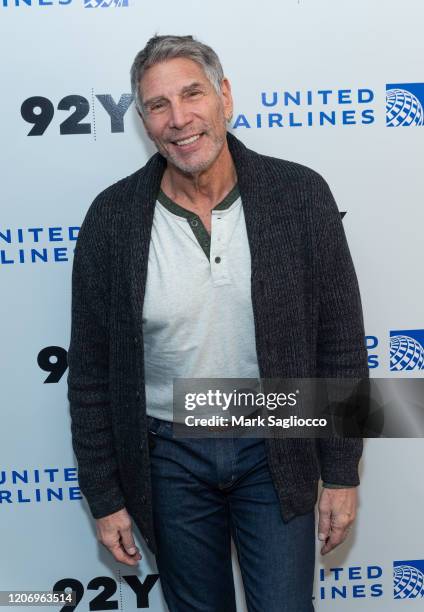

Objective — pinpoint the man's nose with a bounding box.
[168,101,191,130]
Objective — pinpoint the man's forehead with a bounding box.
[141,58,210,97]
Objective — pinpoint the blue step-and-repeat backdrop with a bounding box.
[1,0,423,610]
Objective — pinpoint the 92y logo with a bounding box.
[21,93,133,136]
[53,575,159,610]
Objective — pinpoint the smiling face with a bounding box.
[138,57,233,175]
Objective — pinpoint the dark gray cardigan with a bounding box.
[67,132,368,555]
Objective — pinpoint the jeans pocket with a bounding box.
[147,415,168,436]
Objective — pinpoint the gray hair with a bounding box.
[130,34,225,114]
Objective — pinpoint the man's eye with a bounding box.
[188,91,202,97]
[150,103,166,112]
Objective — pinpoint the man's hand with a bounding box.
[96,508,142,566]
[318,487,357,555]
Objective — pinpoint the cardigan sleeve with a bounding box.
[67,195,126,519]
[314,177,369,486]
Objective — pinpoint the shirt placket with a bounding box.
[156,184,240,270]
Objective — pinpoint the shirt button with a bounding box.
[135,390,140,399]
[214,256,221,263]
[190,219,199,227]
[141,495,146,504]
[145,536,150,544]
[134,336,138,345]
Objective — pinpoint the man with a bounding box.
[68,34,369,611]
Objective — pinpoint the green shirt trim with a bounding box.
[157,184,240,260]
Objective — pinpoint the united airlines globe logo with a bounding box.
[390,333,424,371]
[386,83,424,126]
[84,0,128,7]
[393,564,424,599]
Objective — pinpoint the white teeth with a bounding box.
[175,134,201,146]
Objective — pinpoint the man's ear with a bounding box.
[221,77,234,123]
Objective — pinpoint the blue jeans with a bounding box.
[147,416,315,612]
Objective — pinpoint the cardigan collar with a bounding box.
[133,131,263,209]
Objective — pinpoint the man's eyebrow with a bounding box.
[142,81,207,108]
[180,81,206,94]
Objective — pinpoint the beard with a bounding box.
[154,113,228,176]
[165,140,224,175]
